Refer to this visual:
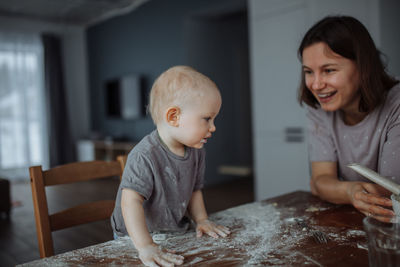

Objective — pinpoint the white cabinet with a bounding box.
[249,0,310,201]
[248,0,382,200]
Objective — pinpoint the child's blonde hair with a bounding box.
[149,65,218,125]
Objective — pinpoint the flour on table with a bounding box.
[152,233,167,243]
[19,201,335,266]
[346,230,366,237]
[153,201,309,265]
[305,205,330,212]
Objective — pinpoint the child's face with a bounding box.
[176,89,221,149]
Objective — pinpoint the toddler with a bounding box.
[111,65,230,266]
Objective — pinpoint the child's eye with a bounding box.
[303,69,312,75]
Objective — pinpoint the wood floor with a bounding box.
[0,177,253,266]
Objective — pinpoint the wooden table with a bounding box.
[19,191,368,266]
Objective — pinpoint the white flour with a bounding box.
[154,201,311,265]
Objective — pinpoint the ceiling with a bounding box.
[0,0,149,27]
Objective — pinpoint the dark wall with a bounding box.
[184,10,252,185]
[87,0,250,185]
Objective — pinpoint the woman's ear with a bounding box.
[165,107,180,127]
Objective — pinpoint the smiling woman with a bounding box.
[297,15,400,223]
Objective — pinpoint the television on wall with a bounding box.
[105,74,145,120]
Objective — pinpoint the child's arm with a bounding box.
[121,188,184,266]
[188,190,230,238]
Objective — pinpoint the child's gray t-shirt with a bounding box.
[111,130,205,237]
[307,83,400,183]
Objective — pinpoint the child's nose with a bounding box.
[209,123,216,132]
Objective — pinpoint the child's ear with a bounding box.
[165,107,180,127]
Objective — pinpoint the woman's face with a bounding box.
[302,42,360,114]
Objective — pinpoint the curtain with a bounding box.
[42,34,74,167]
[0,32,49,180]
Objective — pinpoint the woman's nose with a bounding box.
[311,75,325,90]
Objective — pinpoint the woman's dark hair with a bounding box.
[297,15,398,112]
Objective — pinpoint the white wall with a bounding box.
[0,16,90,146]
[249,0,311,201]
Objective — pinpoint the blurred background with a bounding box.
[0,0,398,199]
[0,0,399,264]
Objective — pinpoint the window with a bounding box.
[0,33,48,179]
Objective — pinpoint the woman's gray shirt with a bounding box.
[307,83,400,183]
[111,130,205,237]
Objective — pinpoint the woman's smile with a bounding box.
[317,91,337,103]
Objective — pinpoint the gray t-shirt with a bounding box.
[111,130,205,237]
[307,83,400,183]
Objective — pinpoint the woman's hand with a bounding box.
[137,243,184,267]
[196,219,231,238]
[347,182,395,222]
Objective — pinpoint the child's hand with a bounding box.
[138,243,184,267]
[196,219,230,238]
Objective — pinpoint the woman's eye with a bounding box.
[324,69,335,73]
[303,69,312,75]
[204,117,211,122]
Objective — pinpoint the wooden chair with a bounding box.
[30,159,125,258]
[116,154,127,179]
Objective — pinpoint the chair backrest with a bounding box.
[29,160,124,258]
[116,154,127,180]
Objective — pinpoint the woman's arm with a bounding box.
[311,161,394,222]
[310,161,349,203]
